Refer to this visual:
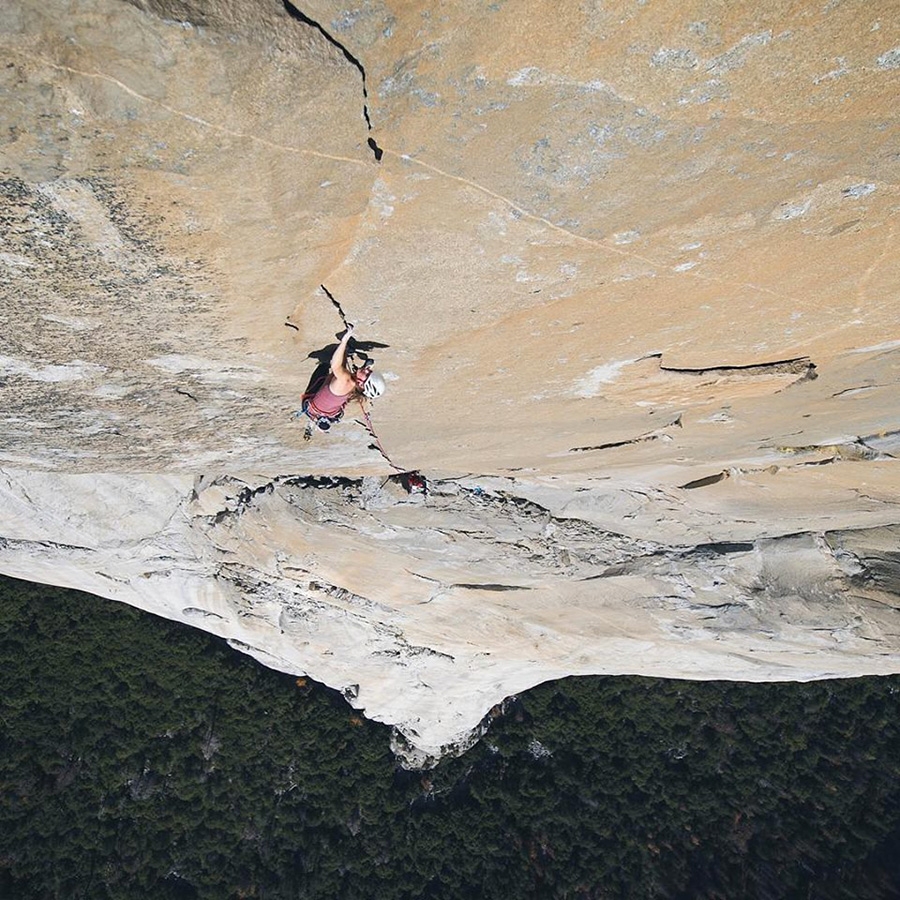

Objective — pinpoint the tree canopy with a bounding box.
[2,574,899,899]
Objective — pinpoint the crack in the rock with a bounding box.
[860,429,900,459]
[209,481,276,523]
[681,541,756,557]
[97,571,130,584]
[307,578,392,614]
[226,637,292,665]
[661,357,816,380]
[777,440,888,462]
[831,384,885,398]
[680,436,895,488]
[686,600,748,612]
[318,283,351,326]
[679,471,729,490]
[0,535,95,554]
[581,539,754,581]
[183,606,227,620]
[452,583,531,592]
[9,49,368,168]
[570,416,681,454]
[367,137,384,161]
[570,433,660,453]
[281,0,383,162]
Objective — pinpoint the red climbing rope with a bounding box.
[355,398,406,472]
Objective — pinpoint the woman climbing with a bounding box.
[301,325,385,437]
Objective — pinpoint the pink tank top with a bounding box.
[308,379,353,417]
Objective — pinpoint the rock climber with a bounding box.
[301,325,385,434]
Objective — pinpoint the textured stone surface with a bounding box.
[1,0,899,763]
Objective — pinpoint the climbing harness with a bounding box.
[296,400,344,430]
[295,369,335,440]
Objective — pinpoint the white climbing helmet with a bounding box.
[361,370,385,399]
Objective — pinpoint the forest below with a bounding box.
[2,574,900,899]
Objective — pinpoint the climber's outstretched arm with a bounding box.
[329,326,356,393]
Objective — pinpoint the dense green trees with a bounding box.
[2,574,900,899]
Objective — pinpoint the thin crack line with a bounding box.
[384,148,642,262]
[384,148,808,305]
[17,48,814,308]
[11,49,370,168]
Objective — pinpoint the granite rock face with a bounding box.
[1,0,899,764]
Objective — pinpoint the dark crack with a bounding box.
[679,471,729,490]
[570,417,681,454]
[660,356,816,378]
[281,0,382,161]
[571,434,661,453]
[308,578,383,611]
[206,479,278,524]
[319,283,351,326]
[366,137,384,161]
[682,541,756,557]
[825,526,900,596]
[861,429,900,459]
[0,535,94,553]
[452,583,531,592]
